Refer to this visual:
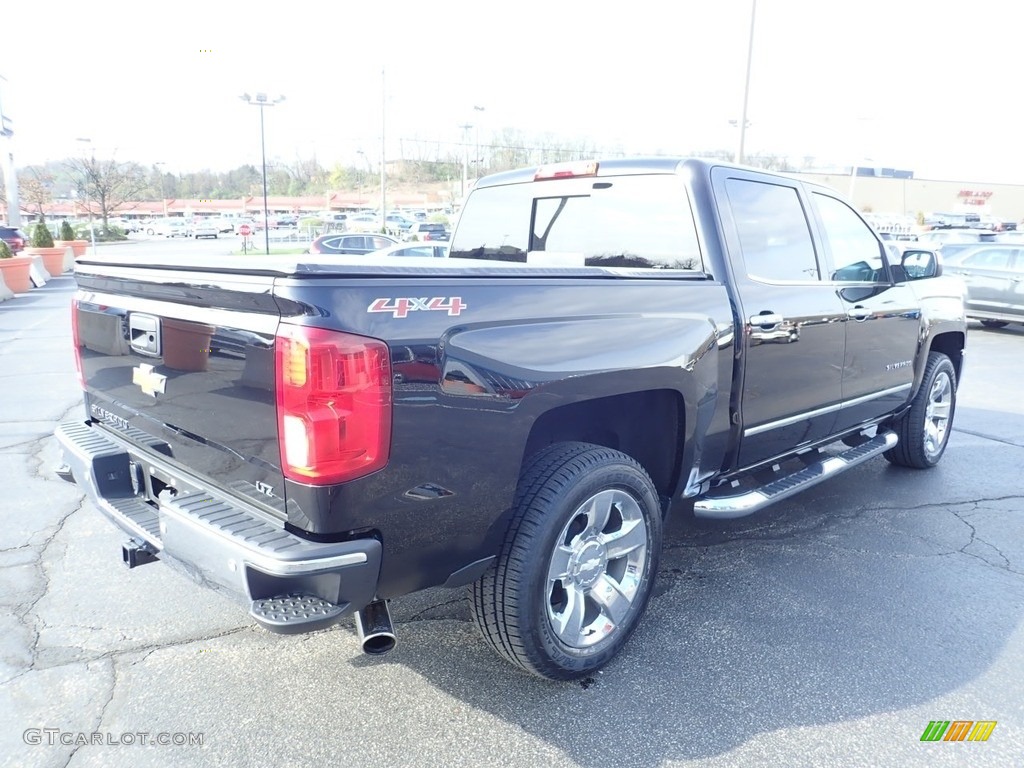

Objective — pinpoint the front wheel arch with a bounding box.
[885,351,957,468]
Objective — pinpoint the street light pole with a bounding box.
[0,75,19,228]
[380,67,387,234]
[240,92,285,255]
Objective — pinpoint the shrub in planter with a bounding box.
[26,219,68,276]
[31,220,56,248]
[0,239,34,292]
[57,219,89,257]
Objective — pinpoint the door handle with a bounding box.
[749,313,783,327]
[847,306,872,321]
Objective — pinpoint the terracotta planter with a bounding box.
[162,318,215,372]
[0,256,34,293]
[55,240,89,258]
[24,246,69,277]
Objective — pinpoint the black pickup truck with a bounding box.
[56,158,966,680]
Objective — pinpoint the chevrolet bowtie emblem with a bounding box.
[132,363,167,397]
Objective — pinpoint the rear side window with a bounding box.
[725,178,820,282]
[961,248,1016,268]
[450,174,702,271]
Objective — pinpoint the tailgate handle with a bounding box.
[129,314,161,356]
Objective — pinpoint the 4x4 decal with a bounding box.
[368,297,466,318]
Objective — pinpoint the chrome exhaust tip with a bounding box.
[354,599,397,655]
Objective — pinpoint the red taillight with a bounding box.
[70,299,85,389]
[275,325,392,485]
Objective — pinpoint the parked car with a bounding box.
[368,241,450,259]
[107,218,140,234]
[191,220,219,239]
[308,233,398,255]
[941,244,1023,328]
[383,213,414,236]
[145,218,191,238]
[403,222,448,242]
[915,229,997,247]
[0,225,27,253]
[346,214,382,233]
[210,216,238,233]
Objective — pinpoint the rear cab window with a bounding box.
[449,173,703,272]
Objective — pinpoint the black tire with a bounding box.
[884,351,956,468]
[980,319,1008,329]
[469,442,662,680]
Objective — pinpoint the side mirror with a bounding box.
[898,249,942,280]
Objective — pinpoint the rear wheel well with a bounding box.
[929,331,965,383]
[522,390,683,500]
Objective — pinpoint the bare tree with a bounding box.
[18,166,54,217]
[65,155,149,228]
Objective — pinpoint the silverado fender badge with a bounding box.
[367,297,466,318]
[132,363,167,397]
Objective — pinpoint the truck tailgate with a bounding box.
[72,263,286,520]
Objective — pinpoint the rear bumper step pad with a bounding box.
[55,420,381,633]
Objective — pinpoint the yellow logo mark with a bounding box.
[132,364,167,397]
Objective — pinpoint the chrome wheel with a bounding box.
[546,488,648,648]
[923,370,953,459]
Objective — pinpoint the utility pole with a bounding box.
[735,0,757,165]
[473,105,485,177]
[459,123,473,198]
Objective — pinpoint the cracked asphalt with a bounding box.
[1,252,1022,767]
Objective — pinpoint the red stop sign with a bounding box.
[239,224,251,236]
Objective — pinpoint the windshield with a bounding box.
[449,174,702,271]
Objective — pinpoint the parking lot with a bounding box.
[1,250,1022,767]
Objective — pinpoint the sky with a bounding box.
[2,0,1023,183]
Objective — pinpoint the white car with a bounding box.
[191,220,219,239]
[145,219,191,238]
[347,214,381,233]
[369,241,449,259]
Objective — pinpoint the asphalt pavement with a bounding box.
[1,246,1022,767]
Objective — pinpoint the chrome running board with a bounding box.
[693,431,898,519]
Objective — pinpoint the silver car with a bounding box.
[942,244,1023,328]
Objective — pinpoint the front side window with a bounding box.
[725,179,820,282]
[450,174,702,271]
[813,193,886,282]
